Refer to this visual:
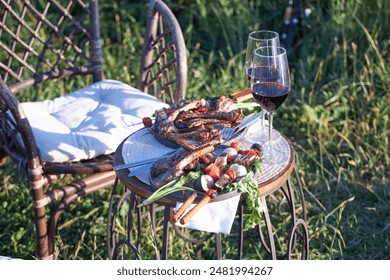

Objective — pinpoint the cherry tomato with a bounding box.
[240,149,259,156]
[230,142,240,151]
[204,163,221,180]
[206,189,217,199]
[142,117,153,127]
[225,169,237,181]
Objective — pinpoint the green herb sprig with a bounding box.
[225,170,265,230]
[138,170,201,207]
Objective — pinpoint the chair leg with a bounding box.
[33,205,52,259]
[47,192,79,256]
[29,170,52,260]
[47,172,116,258]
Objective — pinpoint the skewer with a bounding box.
[179,144,262,225]
[180,190,217,225]
[229,88,253,102]
[166,141,263,226]
[170,192,198,224]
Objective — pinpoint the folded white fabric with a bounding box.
[20,79,168,162]
[174,192,241,234]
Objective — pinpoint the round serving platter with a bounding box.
[121,117,291,201]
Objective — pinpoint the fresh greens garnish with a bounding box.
[225,171,265,230]
[138,170,201,207]
[253,158,262,174]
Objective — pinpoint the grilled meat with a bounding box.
[149,97,243,151]
[151,145,215,188]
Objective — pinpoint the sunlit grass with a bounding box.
[0,0,389,260]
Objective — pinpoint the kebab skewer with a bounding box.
[170,192,197,224]
[170,145,237,224]
[174,142,263,225]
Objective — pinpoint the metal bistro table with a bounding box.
[107,123,309,260]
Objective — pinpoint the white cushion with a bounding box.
[20,79,168,162]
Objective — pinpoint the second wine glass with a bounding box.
[250,46,291,165]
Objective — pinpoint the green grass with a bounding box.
[0,0,389,260]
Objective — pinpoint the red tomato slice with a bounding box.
[225,169,237,181]
[204,163,221,180]
[206,189,217,199]
[240,149,259,156]
[230,142,240,151]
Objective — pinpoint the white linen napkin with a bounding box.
[174,192,241,234]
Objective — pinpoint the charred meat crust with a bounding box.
[151,145,215,188]
[149,97,243,151]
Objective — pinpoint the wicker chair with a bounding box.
[0,0,186,259]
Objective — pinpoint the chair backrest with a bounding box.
[0,0,103,94]
[137,0,187,105]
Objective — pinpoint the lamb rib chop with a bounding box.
[149,97,243,151]
[151,145,215,188]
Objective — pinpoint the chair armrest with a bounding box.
[0,78,41,169]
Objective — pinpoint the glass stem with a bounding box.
[268,112,274,149]
[261,108,265,127]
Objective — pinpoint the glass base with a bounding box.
[246,126,268,145]
[267,127,281,141]
[261,146,288,166]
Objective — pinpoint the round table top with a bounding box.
[114,124,295,207]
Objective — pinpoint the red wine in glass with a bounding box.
[250,46,291,165]
[252,82,289,113]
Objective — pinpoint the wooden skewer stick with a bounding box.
[229,88,253,103]
[170,192,198,224]
[180,190,217,225]
[180,196,211,225]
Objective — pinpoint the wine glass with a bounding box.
[244,31,280,143]
[250,46,291,165]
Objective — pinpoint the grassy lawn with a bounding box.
[0,0,389,260]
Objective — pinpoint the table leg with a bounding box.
[107,178,142,259]
[287,218,309,259]
[260,196,278,259]
[294,166,308,221]
[238,204,244,259]
[171,219,217,259]
[286,167,309,259]
[215,233,222,259]
[107,177,119,258]
[108,177,139,259]
[254,169,309,260]
[161,206,171,259]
